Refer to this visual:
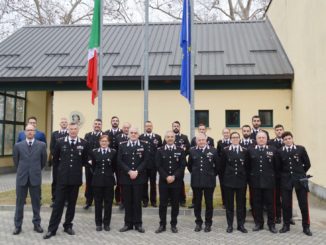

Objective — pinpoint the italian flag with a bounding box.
[86,0,100,105]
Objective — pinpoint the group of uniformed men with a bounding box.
[14,115,313,238]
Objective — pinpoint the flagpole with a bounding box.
[144,0,149,123]
[190,0,195,140]
[98,0,103,119]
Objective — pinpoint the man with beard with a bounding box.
[250,115,270,141]
[139,121,162,207]
[83,118,103,210]
[104,116,122,150]
[240,125,256,148]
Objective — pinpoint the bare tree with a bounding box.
[140,0,271,21]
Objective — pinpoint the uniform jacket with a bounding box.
[191,136,215,148]
[104,128,122,150]
[247,145,278,189]
[13,140,47,186]
[53,136,89,186]
[156,144,186,188]
[239,138,256,148]
[139,133,162,169]
[220,145,249,188]
[188,146,219,188]
[50,130,69,155]
[268,138,284,150]
[117,140,149,185]
[90,148,117,187]
[277,145,311,190]
[216,139,231,157]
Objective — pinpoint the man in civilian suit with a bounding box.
[13,124,47,235]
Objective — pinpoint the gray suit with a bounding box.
[13,139,47,228]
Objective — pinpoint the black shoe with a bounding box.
[303,227,312,236]
[143,202,148,208]
[269,225,278,234]
[119,203,124,210]
[34,225,44,233]
[151,203,157,208]
[155,225,166,233]
[64,227,75,235]
[237,225,248,233]
[194,224,202,232]
[135,226,145,233]
[275,217,281,224]
[204,226,211,232]
[180,202,186,207]
[252,224,263,231]
[83,203,91,210]
[290,219,295,225]
[226,226,233,233]
[188,203,195,209]
[104,226,110,231]
[13,227,22,235]
[119,225,132,232]
[96,226,102,231]
[171,226,178,233]
[279,225,290,233]
[43,231,56,239]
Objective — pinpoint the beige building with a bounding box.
[267,0,326,195]
[0,21,294,175]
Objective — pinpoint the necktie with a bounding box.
[71,139,75,146]
[28,141,32,151]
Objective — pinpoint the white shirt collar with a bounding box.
[164,144,176,150]
[26,138,35,145]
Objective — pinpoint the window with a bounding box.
[0,91,26,156]
[195,110,209,127]
[225,110,240,127]
[259,110,273,127]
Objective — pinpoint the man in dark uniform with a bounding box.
[155,131,186,234]
[239,124,256,214]
[220,132,249,233]
[44,122,89,239]
[139,121,162,207]
[216,127,231,209]
[268,124,285,224]
[104,116,122,150]
[118,127,148,233]
[163,121,190,207]
[278,131,312,236]
[190,124,215,147]
[104,116,122,206]
[188,133,218,232]
[114,122,131,209]
[188,124,214,209]
[49,117,69,207]
[240,125,256,148]
[83,118,103,209]
[250,115,270,140]
[248,131,278,234]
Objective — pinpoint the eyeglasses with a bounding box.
[25,129,35,132]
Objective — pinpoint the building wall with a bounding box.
[0,91,49,172]
[268,0,326,187]
[53,89,292,141]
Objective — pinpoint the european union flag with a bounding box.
[180,0,191,103]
